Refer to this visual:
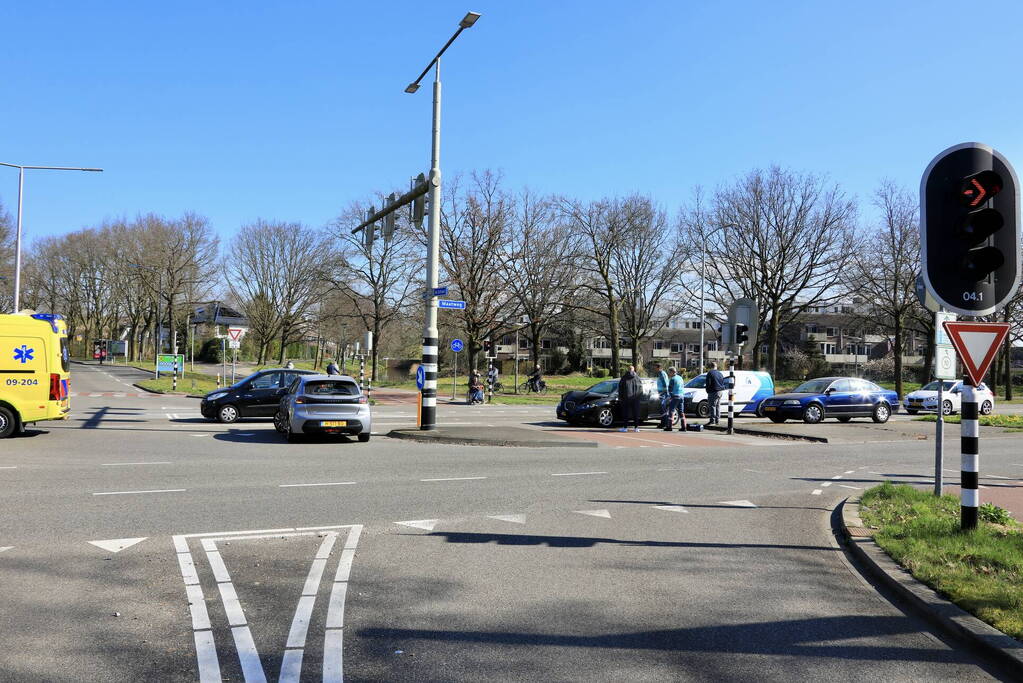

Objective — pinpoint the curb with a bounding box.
[838,496,1023,674]
[704,423,829,443]
[130,383,203,399]
[386,429,597,449]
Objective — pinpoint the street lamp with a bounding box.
[0,162,103,313]
[128,263,164,377]
[404,10,481,431]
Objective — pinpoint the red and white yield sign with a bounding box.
[942,321,1011,386]
[227,327,247,341]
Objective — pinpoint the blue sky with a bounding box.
[2,1,1021,244]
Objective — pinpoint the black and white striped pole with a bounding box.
[172,357,178,393]
[359,354,365,395]
[726,353,735,435]
[960,377,979,530]
[486,352,494,404]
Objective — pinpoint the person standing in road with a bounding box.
[618,365,643,433]
[326,361,340,375]
[705,361,727,426]
[665,366,687,432]
[653,362,670,429]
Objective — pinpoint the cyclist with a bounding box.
[468,370,485,404]
[528,364,544,393]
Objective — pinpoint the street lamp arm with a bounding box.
[404,12,480,93]
[0,162,102,172]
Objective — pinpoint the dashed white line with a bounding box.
[101,461,172,466]
[838,485,862,490]
[420,476,487,482]
[0,466,17,469]
[551,471,608,477]
[279,482,357,488]
[844,470,855,474]
[93,488,186,496]
[831,475,843,479]
[812,489,823,495]
[821,482,832,487]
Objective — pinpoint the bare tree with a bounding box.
[439,171,515,370]
[499,190,578,366]
[850,181,919,396]
[326,200,419,380]
[0,199,15,312]
[226,220,329,364]
[688,167,858,374]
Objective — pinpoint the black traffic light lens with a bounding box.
[960,246,1005,279]
[959,170,1003,207]
[958,208,1004,245]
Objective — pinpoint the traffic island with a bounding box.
[387,426,597,448]
[839,488,1023,673]
[703,423,829,443]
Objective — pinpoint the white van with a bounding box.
[682,370,775,418]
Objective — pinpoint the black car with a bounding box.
[200,368,316,423]
[556,378,666,427]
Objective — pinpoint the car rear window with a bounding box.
[304,380,359,396]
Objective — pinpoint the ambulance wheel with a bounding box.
[0,406,16,439]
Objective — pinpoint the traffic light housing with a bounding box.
[383,193,397,241]
[735,324,749,345]
[364,207,376,251]
[921,143,1020,315]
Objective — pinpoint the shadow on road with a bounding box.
[422,531,837,552]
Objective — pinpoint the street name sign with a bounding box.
[942,321,1010,386]
[433,287,448,296]
[438,299,466,310]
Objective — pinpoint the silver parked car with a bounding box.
[274,374,372,443]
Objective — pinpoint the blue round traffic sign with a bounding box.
[450,339,464,353]
[416,365,426,390]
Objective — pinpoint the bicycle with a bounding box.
[518,379,548,394]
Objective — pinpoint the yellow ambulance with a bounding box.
[0,313,71,438]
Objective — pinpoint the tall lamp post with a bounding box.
[404,10,481,431]
[128,263,164,378]
[0,162,103,313]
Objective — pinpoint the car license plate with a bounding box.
[764,406,776,411]
[321,420,347,427]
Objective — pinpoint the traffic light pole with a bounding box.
[419,61,443,431]
[960,377,979,530]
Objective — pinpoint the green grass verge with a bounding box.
[136,371,221,395]
[859,482,1023,640]
[913,414,1023,429]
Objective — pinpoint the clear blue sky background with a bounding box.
[3,1,1021,244]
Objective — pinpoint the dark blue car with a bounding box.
[758,377,899,424]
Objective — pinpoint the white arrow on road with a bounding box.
[88,537,148,553]
[653,505,689,513]
[395,520,440,531]
[719,500,758,508]
[488,514,526,524]
[574,509,611,518]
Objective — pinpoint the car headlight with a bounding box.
[207,392,228,401]
[783,400,801,405]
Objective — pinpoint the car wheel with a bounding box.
[942,400,954,416]
[980,400,993,415]
[696,400,710,419]
[837,416,852,423]
[905,409,918,415]
[754,401,766,418]
[872,402,891,424]
[769,416,786,423]
[273,411,288,434]
[595,407,615,428]
[0,406,16,439]
[358,433,370,443]
[218,404,240,424]
[802,403,824,424]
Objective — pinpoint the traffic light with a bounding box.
[383,193,396,241]
[482,340,491,353]
[921,143,1020,315]
[411,173,427,227]
[364,207,376,251]
[735,324,749,345]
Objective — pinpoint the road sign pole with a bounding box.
[727,350,737,435]
[173,357,178,392]
[232,349,236,384]
[935,379,944,496]
[487,355,494,404]
[961,377,979,530]
[418,62,443,432]
[452,349,457,400]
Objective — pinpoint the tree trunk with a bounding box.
[609,301,620,372]
[631,340,641,370]
[768,303,781,377]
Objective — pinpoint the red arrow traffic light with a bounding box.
[960,170,1002,207]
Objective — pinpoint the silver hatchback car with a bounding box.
[274,374,372,443]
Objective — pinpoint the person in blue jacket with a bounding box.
[653,362,670,429]
[705,361,727,425]
[664,366,687,432]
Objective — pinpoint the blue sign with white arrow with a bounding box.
[438,299,466,310]
[416,365,426,390]
[450,339,464,352]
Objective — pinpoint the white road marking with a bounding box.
[831,475,843,479]
[0,466,17,469]
[101,461,172,467]
[87,537,147,553]
[395,519,439,531]
[279,482,357,488]
[230,625,266,683]
[322,629,344,683]
[488,514,527,524]
[653,504,688,513]
[190,434,209,438]
[323,526,362,682]
[204,531,318,544]
[812,489,823,495]
[179,527,295,539]
[574,509,611,518]
[93,489,186,496]
[987,475,1012,479]
[420,476,486,482]
[186,584,211,630]
[719,500,757,508]
[844,470,855,474]
[551,471,608,477]
[194,630,220,683]
[839,485,862,490]
[217,582,247,626]
[0,546,13,553]
[821,483,832,487]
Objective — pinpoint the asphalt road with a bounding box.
[1,362,1020,681]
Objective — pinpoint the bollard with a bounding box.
[726,355,735,435]
[960,378,979,530]
[173,359,178,392]
[216,373,221,389]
